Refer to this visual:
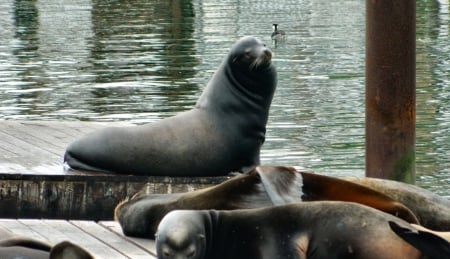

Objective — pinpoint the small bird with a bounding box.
[271,23,286,40]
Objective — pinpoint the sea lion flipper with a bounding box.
[389,221,450,259]
[300,171,419,224]
[255,166,303,205]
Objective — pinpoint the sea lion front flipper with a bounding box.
[255,166,303,205]
[300,171,419,224]
[389,221,450,259]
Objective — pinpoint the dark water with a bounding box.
[0,0,449,196]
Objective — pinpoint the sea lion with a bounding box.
[64,36,277,176]
[115,166,420,238]
[389,221,450,259]
[0,234,93,259]
[346,176,450,230]
[155,202,422,259]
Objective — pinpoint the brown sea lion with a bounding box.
[115,166,424,238]
[155,202,422,259]
[64,36,277,176]
[346,176,450,230]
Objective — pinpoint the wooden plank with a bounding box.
[0,121,65,156]
[71,220,155,259]
[99,221,157,256]
[0,130,56,158]
[0,219,159,258]
[0,219,49,241]
[18,219,127,258]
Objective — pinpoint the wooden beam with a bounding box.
[365,0,416,183]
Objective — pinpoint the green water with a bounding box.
[0,0,449,196]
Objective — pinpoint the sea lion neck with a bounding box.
[195,59,276,115]
[202,210,219,258]
[207,210,262,259]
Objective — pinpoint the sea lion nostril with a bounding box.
[264,49,272,58]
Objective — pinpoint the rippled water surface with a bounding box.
[0,0,449,196]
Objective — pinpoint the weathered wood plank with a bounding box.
[0,120,133,171]
[0,129,57,159]
[17,219,127,258]
[0,219,158,258]
[99,221,157,256]
[0,219,48,241]
[71,220,155,259]
[0,121,65,154]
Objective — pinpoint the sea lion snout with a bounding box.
[260,47,272,65]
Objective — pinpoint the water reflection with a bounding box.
[415,0,450,194]
[88,0,199,117]
[0,0,449,196]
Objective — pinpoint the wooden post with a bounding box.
[365,0,416,183]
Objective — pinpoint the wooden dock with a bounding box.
[0,120,227,219]
[0,219,157,258]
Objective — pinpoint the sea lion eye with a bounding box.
[245,48,252,57]
[187,249,196,257]
[162,247,171,257]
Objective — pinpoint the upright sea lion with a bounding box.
[155,202,422,259]
[64,36,277,176]
[115,166,421,238]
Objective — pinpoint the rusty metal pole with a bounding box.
[365,0,416,183]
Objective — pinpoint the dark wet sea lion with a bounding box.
[64,36,277,176]
[115,166,422,238]
[389,221,450,259]
[155,202,422,259]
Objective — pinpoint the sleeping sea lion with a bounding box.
[155,202,422,259]
[115,166,425,238]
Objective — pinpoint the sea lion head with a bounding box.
[156,210,207,259]
[229,36,273,71]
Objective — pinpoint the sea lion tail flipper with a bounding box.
[300,172,419,224]
[388,221,450,259]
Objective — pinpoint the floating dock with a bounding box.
[0,120,227,219]
[0,219,157,258]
